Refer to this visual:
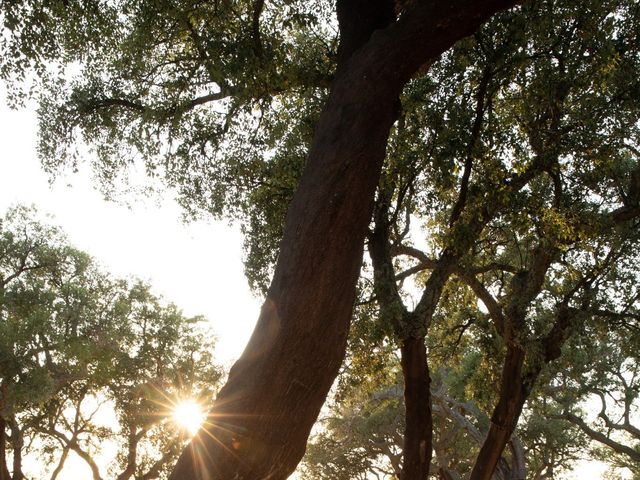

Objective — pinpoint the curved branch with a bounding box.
[558,413,640,463]
[41,428,103,480]
[453,268,505,335]
[391,244,437,268]
[49,446,71,480]
[368,199,409,337]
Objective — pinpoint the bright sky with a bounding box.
[0,90,261,478]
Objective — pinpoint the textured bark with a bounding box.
[400,337,432,480]
[470,242,563,480]
[369,199,442,480]
[469,346,528,480]
[170,2,522,479]
[467,304,580,479]
[0,417,9,480]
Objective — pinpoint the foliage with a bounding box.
[0,206,222,480]
[1,0,335,293]
[305,0,640,477]
[2,0,640,478]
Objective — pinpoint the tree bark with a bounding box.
[0,417,9,480]
[468,306,574,480]
[6,417,22,480]
[400,337,432,480]
[50,447,70,480]
[369,200,438,480]
[469,346,528,480]
[70,443,102,480]
[170,2,522,479]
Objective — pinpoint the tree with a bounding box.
[0,206,222,480]
[549,297,640,476]
[4,1,640,478]
[1,1,525,478]
[300,362,536,480]
[306,0,640,477]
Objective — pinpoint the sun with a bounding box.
[172,399,205,436]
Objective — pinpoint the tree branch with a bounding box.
[557,412,640,463]
[453,267,505,335]
[252,0,265,59]
[449,64,493,226]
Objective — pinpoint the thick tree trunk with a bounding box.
[369,202,438,480]
[170,2,522,479]
[10,453,21,480]
[0,417,9,480]
[400,337,432,480]
[469,346,527,480]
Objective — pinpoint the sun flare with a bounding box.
[173,399,205,436]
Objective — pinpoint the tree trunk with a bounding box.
[9,426,22,480]
[400,337,432,480]
[70,443,102,480]
[115,425,141,480]
[508,436,526,480]
[50,447,70,480]
[438,468,460,480]
[170,2,522,479]
[10,450,21,480]
[469,346,527,480]
[0,417,9,480]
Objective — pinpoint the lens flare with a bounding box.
[173,399,205,436]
